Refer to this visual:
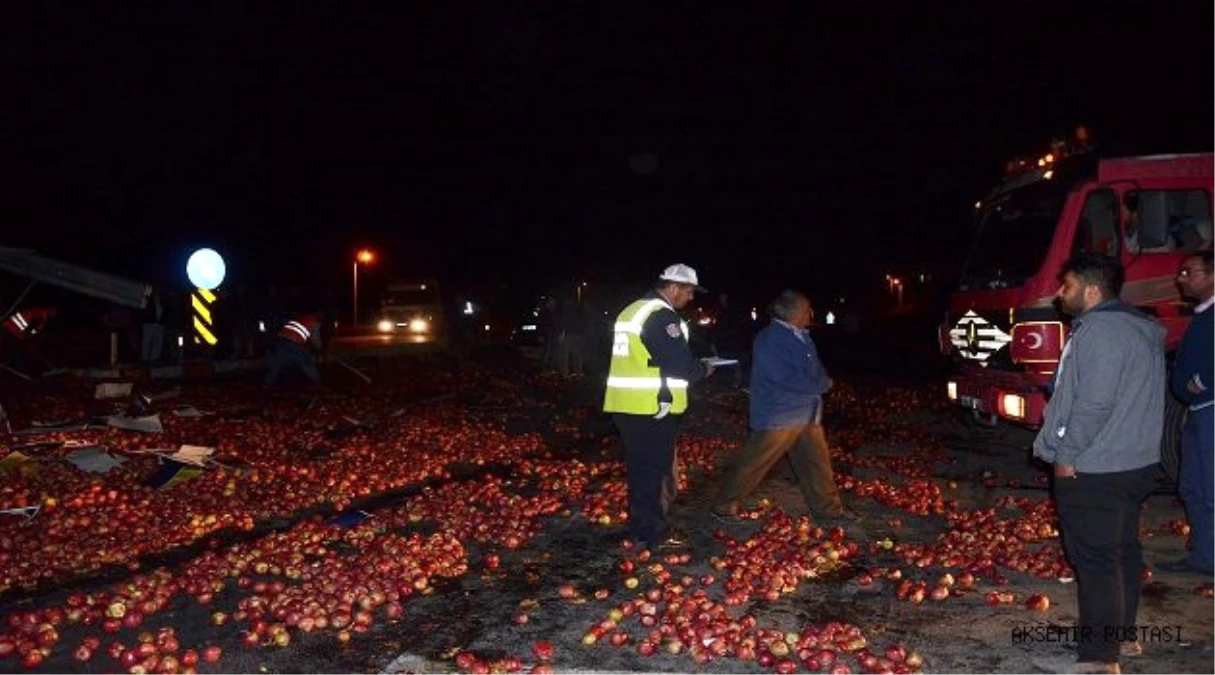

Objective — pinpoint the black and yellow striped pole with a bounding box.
[192,287,219,346]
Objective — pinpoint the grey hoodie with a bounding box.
[1033,301,1165,473]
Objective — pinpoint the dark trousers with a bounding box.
[1053,464,1157,662]
[1178,406,1214,572]
[264,340,319,386]
[715,424,842,518]
[1,334,32,375]
[716,350,750,387]
[613,413,680,543]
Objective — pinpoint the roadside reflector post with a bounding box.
[192,287,219,348]
[185,248,226,357]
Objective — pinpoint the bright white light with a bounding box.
[378,320,395,333]
[521,324,537,331]
[408,318,429,333]
[464,301,474,315]
[186,248,226,290]
[258,321,266,333]
[826,311,835,325]
[1001,393,1026,419]
[483,324,490,331]
[750,309,758,321]
[177,336,184,347]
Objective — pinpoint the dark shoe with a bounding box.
[820,507,863,525]
[1031,655,1120,675]
[836,507,864,521]
[1156,558,1211,576]
[655,530,688,550]
[711,504,741,523]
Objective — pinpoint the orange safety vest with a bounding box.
[277,315,318,346]
[3,309,51,340]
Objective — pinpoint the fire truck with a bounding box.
[940,130,1212,478]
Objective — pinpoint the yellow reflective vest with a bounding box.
[603,297,691,415]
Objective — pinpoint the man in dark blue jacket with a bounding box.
[712,290,852,523]
[1159,251,1214,577]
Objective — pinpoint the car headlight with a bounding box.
[377,320,395,333]
[408,318,429,333]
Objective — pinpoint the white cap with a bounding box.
[658,263,706,292]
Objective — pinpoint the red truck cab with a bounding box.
[942,141,1212,438]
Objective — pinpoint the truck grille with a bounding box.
[948,310,1012,364]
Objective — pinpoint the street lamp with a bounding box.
[353,249,374,325]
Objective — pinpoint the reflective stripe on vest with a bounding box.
[3,313,29,338]
[279,321,311,344]
[603,298,691,415]
[605,376,689,389]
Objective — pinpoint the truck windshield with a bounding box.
[383,290,438,306]
[960,180,1068,289]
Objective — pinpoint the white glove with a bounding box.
[654,402,672,420]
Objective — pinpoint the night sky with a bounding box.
[1,2,1211,307]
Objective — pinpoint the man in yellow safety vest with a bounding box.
[604,264,716,549]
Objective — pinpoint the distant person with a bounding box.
[710,292,753,388]
[712,290,855,524]
[537,297,559,372]
[139,290,165,363]
[264,313,323,387]
[1158,251,1214,578]
[603,264,715,550]
[582,293,611,385]
[1,307,55,376]
[557,294,589,378]
[1032,252,1164,673]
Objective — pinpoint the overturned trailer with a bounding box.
[0,248,152,371]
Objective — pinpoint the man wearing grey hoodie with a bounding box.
[1033,252,1164,674]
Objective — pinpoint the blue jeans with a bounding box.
[1179,406,1214,573]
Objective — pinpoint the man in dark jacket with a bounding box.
[603,264,715,549]
[712,290,852,524]
[1032,252,1164,673]
[537,297,559,372]
[1159,251,1214,577]
[710,292,753,388]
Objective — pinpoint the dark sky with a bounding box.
[1,2,1211,303]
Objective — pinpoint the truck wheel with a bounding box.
[1160,393,1187,483]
